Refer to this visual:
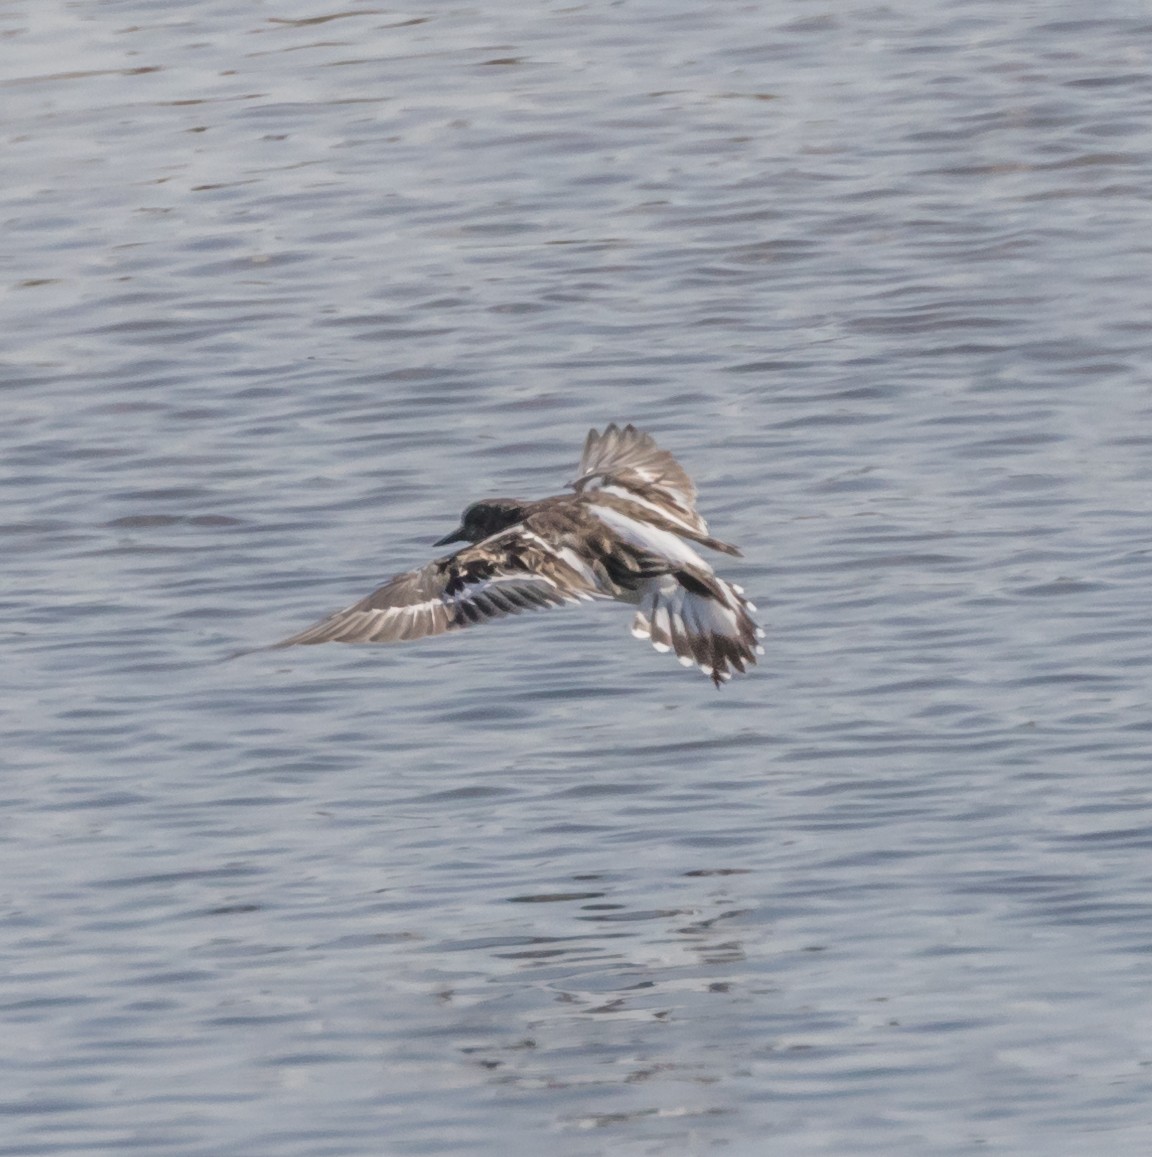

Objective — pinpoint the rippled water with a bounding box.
[4,2,1152,1153]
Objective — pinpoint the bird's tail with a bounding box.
[631,571,764,686]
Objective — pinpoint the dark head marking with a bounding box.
[434,498,527,547]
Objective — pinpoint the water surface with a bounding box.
[4,2,1152,1153]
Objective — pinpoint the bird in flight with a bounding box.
[273,424,763,685]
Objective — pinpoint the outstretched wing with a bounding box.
[273,529,603,647]
[571,424,741,555]
[571,424,699,517]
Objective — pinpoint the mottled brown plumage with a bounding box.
[272,424,763,685]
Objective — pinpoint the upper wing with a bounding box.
[273,529,603,647]
[569,423,707,535]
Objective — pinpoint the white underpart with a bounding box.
[587,503,710,570]
[582,482,703,536]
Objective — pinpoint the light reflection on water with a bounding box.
[4,0,1152,1153]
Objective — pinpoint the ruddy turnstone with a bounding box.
[274,424,763,686]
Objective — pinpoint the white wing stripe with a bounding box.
[587,504,709,570]
[595,484,705,533]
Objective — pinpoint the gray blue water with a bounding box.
[4,2,1152,1153]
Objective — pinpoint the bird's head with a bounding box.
[434,498,527,547]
